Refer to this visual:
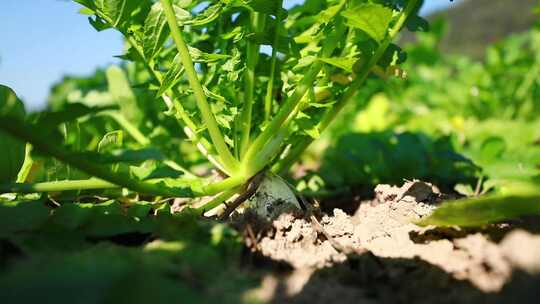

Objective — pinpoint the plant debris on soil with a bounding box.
[236,181,540,303]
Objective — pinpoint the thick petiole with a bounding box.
[160,0,239,174]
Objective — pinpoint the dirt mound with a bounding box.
[240,181,540,303]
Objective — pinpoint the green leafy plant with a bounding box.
[323,19,540,227]
[0,0,426,214]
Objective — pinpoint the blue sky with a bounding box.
[0,0,459,111]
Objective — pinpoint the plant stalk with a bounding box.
[96,6,223,173]
[243,17,346,169]
[160,0,239,174]
[201,174,247,196]
[125,36,227,173]
[264,0,284,123]
[106,112,150,145]
[243,61,323,168]
[0,178,118,193]
[195,187,240,213]
[238,11,266,158]
[247,97,304,176]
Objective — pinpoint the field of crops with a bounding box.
[1,1,539,303]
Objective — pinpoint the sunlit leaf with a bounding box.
[142,2,170,60]
[158,57,185,96]
[318,57,357,73]
[341,4,393,42]
[418,194,540,227]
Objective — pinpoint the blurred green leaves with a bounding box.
[0,85,26,183]
[321,131,477,189]
[106,66,143,124]
[0,200,253,304]
[0,201,49,233]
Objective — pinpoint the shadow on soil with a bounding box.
[246,248,540,304]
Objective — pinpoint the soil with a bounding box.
[234,181,540,304]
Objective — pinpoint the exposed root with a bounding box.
[219,170,266,220]
[298,194,366,256]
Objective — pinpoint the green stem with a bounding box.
[164,94,225,172]
[195,187,240,213]
[106,112,150,145]
[274,0,420,173]
[264,0,284,123]
[246,125,289,177]
[125,37,228,173]
[162,160,198,179]
[16,143,34,183]
[243,19,345,170]
[0,117,194,197]
[126,36,163,82]
[105,111,198,178]
[516,58,540,100]
[247,95,304,176]
[201,175,247,196]
[0,178,118,193]
[160,0,239,174]
[179,119,228,174]
[243,62,323,168]
[238,11,266,158]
